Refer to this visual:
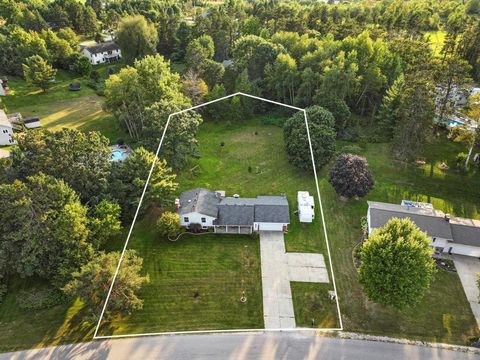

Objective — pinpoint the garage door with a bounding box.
[450,244,480,257]
[258,223,284,231]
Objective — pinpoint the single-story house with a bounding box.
[367,200,480,257]
[81,42,121,65]
[177,188,290,234]
[0,109,16,146]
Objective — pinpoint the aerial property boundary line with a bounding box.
[93,92,343,339]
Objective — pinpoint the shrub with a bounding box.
[156,211,182,237]
[17,287,69,310]
[456,152,467,167]
[339,144,362,155]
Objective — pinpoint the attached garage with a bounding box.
[255,222,285,231]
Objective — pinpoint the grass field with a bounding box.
[1,69,124,142]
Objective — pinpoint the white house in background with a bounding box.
[0,110,16,146]
[297,191,315,223]
[81,42,121,65]
[367,200,480,257]
[177,188,290,234]
[0,80,6,96]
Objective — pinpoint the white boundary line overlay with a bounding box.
[93,92,343,339]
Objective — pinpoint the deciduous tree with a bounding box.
[63,250,148,318]
[284,106,336,171]
[358,218,436,309]
[328,154,374,199]
[117,15,158,64]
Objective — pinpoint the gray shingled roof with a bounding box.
[368,201,480,246]
[255,205,290,223]
[216,204,255,225]
[215,196,290,225]
[84,41,120,54]
[369,208,453,239]
[450,223,480,246]
[178,188,220,217]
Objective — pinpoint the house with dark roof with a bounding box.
[177,188,290,234]
[367,201,480,257]
[81,41,121,65]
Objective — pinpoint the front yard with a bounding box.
[97,113,337,335]
[0,109,478,350]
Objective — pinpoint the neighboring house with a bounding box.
[81,42,121,65]
[177,188,290,234]
[0,109,17,146]
[0,80,6,96]
[297,191,315,223]
[367,200,480,257]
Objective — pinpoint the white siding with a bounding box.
[0,124,16,146]
[81,47,122,65]
[180,212,216,229]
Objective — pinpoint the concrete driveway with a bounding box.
[453,255,480,329]
[259,231,329,329]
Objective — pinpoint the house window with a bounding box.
[201,217,206,223]
[2,130,7,133]
[184,217,189,222]
[432,237,436,243]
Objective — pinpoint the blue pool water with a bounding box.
[447,119,465,127]
[110,150,127,162]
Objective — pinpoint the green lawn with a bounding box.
[2,70,125,142]
[321,137,480,344]
[97,114,337,335]
[291,282,339,329]
[99,229,263,335]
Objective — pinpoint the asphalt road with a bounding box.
[1,332,479,360]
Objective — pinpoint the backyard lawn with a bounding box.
[1,69,124,142]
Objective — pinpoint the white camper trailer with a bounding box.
[297,191,315,223]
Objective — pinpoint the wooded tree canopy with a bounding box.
[10,129,112,204]
[0,174,93,288]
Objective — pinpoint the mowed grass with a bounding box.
[291,282,339,329]
[321,138,480,344]
[2,70,124,142]
[97,111,338,335]
[99,229,263,335]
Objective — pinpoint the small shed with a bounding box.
[24,116,41,129]
[297,191,315,223]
